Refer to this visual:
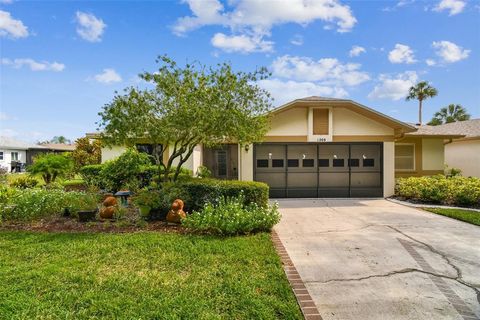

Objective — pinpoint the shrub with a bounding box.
[0,187,99,222]
[196,165,212,178]
[182,195,281,235]
[79,164,104,188]
[71,137,101,171]
[9,175,39,189]
[0,166,7,184]
[28,153,73,184]
[161,178,269,213]
[395,175,480,207]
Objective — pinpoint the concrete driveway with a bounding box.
[274,199,480,320]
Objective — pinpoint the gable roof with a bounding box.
[270,96,417,133]
[406,119,479,139]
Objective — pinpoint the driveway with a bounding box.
[274,199,480,320]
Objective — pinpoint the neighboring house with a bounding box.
[418,119,479,177]
[88,97,464,198]
[0,136,75,171]
[0,136,35,172]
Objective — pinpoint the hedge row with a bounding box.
[395,175,480,206]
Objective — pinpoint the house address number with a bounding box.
[317,137,328,142]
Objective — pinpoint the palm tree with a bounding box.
[406,81,438,125]
[49,136,71,144]
[428,104,471,126]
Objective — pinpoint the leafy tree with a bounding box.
[406,81,438,125]
[71,137,102,171]
[28,153,73,184]
[98,55,272,182]
[428,104,471,126]
[50,136,71,144]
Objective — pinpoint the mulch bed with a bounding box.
[0,218,186,234]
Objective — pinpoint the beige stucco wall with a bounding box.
[445,139,480,177]
[383,141,395,197]
[422,138,444,171]
[332,108,394,136]
[267,107,308,136]
[239,144,253,181]
[101,146,127,163]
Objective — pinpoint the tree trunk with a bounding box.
[418,99,423,125]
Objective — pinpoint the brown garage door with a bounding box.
[254,143,383,198]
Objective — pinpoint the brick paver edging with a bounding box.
[271,231,323,320]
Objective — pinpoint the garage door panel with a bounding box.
[254,143,383,198]
[255,172,286,188]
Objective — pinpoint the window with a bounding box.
[318,159,329,167]
[333,159,344,167]
[363,158,375,167]
[0,151,3,161]
[257,159,268,168]
[348,159,359,167]
[287,159,299,167]
[11,152,19,161]
[395,144,415,171]
[302,159,314,167]
[272,159,284,167]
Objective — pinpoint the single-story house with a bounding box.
[0,136,75,172]
[89,97,465,198]
[410,119,479,177]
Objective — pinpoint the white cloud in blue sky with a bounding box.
[75,11,106,42]
[1,58,64,71]
[432,40,470,63]
[388,44,417,64]
[349,45,366,57]
[0,10,28,38]
[433,0,466,15]
[92,68,122,84]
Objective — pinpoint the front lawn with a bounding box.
[0,231,301,319]
[424,208,480,226]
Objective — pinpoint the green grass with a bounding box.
[424,208,480,226]
[0,231,301,319]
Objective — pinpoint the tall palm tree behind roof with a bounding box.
[406,81,438,125]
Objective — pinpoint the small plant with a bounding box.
[445,166,462,178]
[132,190,162,217]
[9,175,39,189]
[28,153,73,184]
[196,166,212,179]
[182,195,281,236]
[0,167,8,184]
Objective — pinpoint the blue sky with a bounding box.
[1,0,479,142]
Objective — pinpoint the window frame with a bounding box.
[11,152,19,161]
[395,143,416,172]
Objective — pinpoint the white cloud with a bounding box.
[425,59,436,66]
[0,0,14,4]
[1,58,65,71]
[388,44,416,64]
[211,33,273,53]
[349,45,366,57]
[75,11,106,42]
[290,34,303,46]
[368,71,418,101]
[0,112,9,120]
[432,40,470,63]
[0,10,28,38]
[271,55,370,87]
[174,0,356,52]
[433,0,466,15]
[93,68,122,84]
[258,78,348,105]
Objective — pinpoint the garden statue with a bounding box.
[100,196,117,219]
[166,199,186,224]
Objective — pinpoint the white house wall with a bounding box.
[332,107,394,136]
[383,141,395,197]
[101,146,127,163]
[0,148,27,170]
